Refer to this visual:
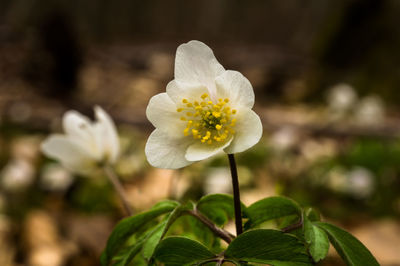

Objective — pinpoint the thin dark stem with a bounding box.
[227,154,243,236]
[187,210,234,244]
[103,165,133,216]
[282,213,304,233]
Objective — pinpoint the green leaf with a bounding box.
[304,207,321,222]
[153,237,216,265]
[186,215,221,251]
[244,196,302,230]
[225,229,312,265]
[101,200,179,266]
[196,194,237,226]
[278,214,301,230]
[113,232,149,266]
[304,217,329,262]
[142,202,194,261]
[141,220,168,261]
[315,222,379,266]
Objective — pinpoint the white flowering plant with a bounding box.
[41,106,132,215]
[41,41,378,266]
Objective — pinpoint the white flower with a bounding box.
[347,166,374,199]
[145,40,263,169]
[327,83,357,113]
[40,163,74,191]
[270,126,299,152]
[1,159,35,191]
[41,106,120,175]
[355,95,385,125]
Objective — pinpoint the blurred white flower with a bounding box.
[270,126,299,152]
[325,166,374,198]
[327,83,357,113]
[40,163,74,191]
[301,139,337,162]
[1,159,35,191]
[347,166,374,198]
[326,166,348,193]
[145,40,263,169]
[41,106,120,175]
[355,95,385,125]
[204,167,232,195]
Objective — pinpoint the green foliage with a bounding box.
[184,215,222,252]
[244,196,302,230]
[141,220,168,261]
[101,200,179,265]
[225,229,312,265]
[112,224,160,266]
[196,194,237,226]
[304,217,329,262]
[141,202,195,262]
[304,207,321,222]
[153,237,216,266]
[102,195,379,266]
[315,222,379,266]
[343,139,400,172]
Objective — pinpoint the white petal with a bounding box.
[94,106,120,163]
[63,110,94,144]
[145,129,192,169]
[166,80,210,104]
[224,109,263,154]
[146,92,186,136]
[175,40,225,98]
[215,70,255,108]
[185,137,233,162]
[41,135,96,174]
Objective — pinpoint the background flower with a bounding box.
[41,106,120,175]
[145,40,262,169]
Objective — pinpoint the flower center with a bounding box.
[177,93,237,145]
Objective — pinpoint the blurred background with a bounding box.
[1,0,400,265]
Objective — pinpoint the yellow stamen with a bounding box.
[212,112,221,118]
[177,96,237,145]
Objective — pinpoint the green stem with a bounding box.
[103,165,133,216]
[227,154,243,236]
